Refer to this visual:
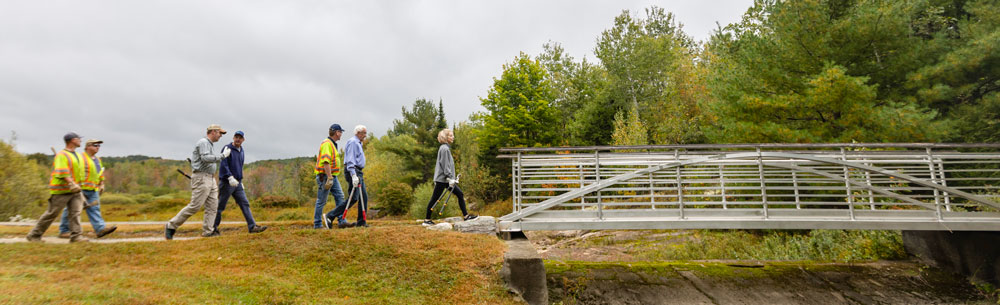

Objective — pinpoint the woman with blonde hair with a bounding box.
[422,128,476,226]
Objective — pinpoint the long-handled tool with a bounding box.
[342,176,368,222]
[176,158,193,180]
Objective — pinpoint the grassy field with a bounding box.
[0,221,519,304]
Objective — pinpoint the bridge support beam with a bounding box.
[500,236,548,305]
[903,230,1000,286]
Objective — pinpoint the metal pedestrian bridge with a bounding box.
[498,144,1000,232]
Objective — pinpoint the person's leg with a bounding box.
[313,175,330,228]
[167,173,210,230]
[66,193,85,241]
[451,185,469,216]
[214,180,234,231]
[201,178,220,236]
[425,182,448,219]
[27,194,71,239]
[82,190,105,233]
[325,177,347,224]
[58,207,70,234]
[356,175,369,224]
[232,184,256,229]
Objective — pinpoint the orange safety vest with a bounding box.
[80,152,104,191]
[48,149,84,194]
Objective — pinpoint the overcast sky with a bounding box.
[1,0,751,162]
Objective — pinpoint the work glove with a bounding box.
[324,177,333,190]
[221,146,232,159]
[68,181,82,193]
[351,174,359,187]
[228,176,239,187]
[448,178,456,188]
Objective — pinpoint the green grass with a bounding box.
[0,223,519,304]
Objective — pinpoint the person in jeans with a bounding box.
[423,129,476,226]
[57,139,116,239]
[165,124,231,240]
[314,124,349,229]
[212,131,267,234]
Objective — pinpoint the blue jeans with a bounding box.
[214,180,257,231]
[314,174,345,228]
[60,190,104,233]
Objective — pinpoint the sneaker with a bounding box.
[202,230,221,237]
[422,220,435,226]
[325,215,338,229]
[249,225,268,234]
[96,226,118,238]
[165,225,176,240]
[26,236,43,243]
[337,221,355,229]
[321,213,330,229]
[58,232,71,239]
[70,236,89,243]
[463,214,479,221]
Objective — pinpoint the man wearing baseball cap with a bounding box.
[165,124,231,240]
[314,124,351,229]
[26,132,87,243]
[57,139,117,239]
[211,130,267,235]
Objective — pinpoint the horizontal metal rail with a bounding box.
[499,144,1000,232]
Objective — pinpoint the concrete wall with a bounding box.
[501,238,548,305]
[903,231,1000,286]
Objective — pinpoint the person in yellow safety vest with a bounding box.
[26,132,88,243]
[57,139,117,239]
[314,124,352,229]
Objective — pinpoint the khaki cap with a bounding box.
[207,124,228,134]
[85,139,104,146]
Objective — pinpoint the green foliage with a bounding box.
[453,121,508,204]
[537,42,614,145]
[612,105,649,146]
[386,98,447,186]
[256,195,300,209]
[0,140,47,219]
[636,229,907,262]
[364,135,416,206]
[377,182,413,216]
[596,6,704,144]
[98,193,138,205]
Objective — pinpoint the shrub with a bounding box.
[257,195,299,209]
[409,182,460,219]
[0,140,48,219]
[133,193,154,204]
[99,193,138,205]
[377,182,413,216]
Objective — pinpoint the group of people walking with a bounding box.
[27,122,478,242]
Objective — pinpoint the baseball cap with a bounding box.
[329,124,345,132]
[207,124,228,134]
[234,131,245,137]
[85,139,104,146]
[63,132,81,142]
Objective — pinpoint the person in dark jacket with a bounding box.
[422,128,477,226]
[212,131,266,234]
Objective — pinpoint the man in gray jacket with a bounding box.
[165,124,232,240]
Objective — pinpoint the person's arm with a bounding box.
[219,146,233,179]
[344,141,358,176]
[439,145,455,180]
[199,140,224,163]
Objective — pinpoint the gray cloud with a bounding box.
[0,0,751,161]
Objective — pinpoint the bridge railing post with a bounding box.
[842,147,856,220]
[927,148,944,220]
[676,149,685,219]
[757,147,768,219]
[595,150,603,220]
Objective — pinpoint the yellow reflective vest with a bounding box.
[80,152,104,191]
[314,138,342,176]
[49,149,85,195]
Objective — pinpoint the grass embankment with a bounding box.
[0,222,518,304]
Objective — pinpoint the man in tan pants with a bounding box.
[26,132,87,243]
[165,124,231,240]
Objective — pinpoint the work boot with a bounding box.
[422,220,435,227]
[463,214,479,221]
[58,232,71,239]
[26,235,43,243]
[337,221,355,229]
[202,230,221,237]
[96,226,118,238]
[356,222,369,228]
[249,225,267,233]
[165,224,176,240]
[70,236,89,243]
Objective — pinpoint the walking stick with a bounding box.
[342,178,357,220]
[431,174,460,216]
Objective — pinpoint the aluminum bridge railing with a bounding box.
[497,144,1000,232]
